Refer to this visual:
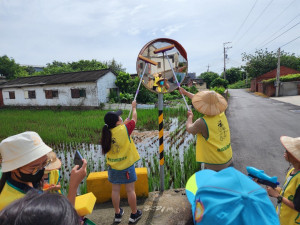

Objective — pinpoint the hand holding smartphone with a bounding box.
[74,150,83,169]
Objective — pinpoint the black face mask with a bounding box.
[16,168,45,184]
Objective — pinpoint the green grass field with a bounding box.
[0,107,202,144]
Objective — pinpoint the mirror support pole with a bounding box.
[158,93,164,192]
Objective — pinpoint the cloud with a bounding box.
[0,0,299,75]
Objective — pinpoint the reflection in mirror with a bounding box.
[136,39,188,94]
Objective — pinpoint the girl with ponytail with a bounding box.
[100,100,142,223]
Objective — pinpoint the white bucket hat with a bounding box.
[0,131,52,172]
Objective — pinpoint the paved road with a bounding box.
[227,89,300,185]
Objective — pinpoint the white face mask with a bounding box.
[120,117,123,123]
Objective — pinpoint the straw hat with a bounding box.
[44,151,62,171]
[280,136,300,162]
[0,131,52,172]
[192,91,227,116]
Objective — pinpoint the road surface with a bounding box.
[227,89,300,185]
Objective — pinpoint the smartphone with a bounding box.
[74,150,83,169]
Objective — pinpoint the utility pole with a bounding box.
[207,64,210,72]
[275,48,281,97]
[223,42,232,80]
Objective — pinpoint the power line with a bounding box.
[232,0,258,42]
[250,0,297,46]
[280,35,300,48]
[234,0,274,46]
[261,21,300,48]
[258,14,300,47]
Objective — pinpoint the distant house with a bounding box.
[0,69,118,107]
[21,64,45,72]
[250,66,299,92]
[181,75,206,90]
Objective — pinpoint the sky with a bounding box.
[0,0,299,76]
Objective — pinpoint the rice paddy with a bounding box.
[0,107,202,193]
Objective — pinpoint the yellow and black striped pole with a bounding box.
[158,93,164,191]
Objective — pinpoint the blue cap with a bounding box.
[186,167,279,225]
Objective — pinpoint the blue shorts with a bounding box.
[108,164,137,184]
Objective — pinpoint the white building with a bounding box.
[0,69,118,107]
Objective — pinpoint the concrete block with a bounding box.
[87,167,148,203]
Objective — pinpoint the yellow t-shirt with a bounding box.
[277,168,300,225]
[106,124,140,170]
[153,76,160,87]
[0,180,26,210]
[196,112,232,164]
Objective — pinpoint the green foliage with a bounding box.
[211,77,228,88]
[0,55,29,79]
[228,80,250,89]
[136,84,157,104]
[211,86,226,94]
[221,67,244,84]
[108,90,119,103]
[242,49,300,78]
[33,59,125,76]
[199,71,220,88]
[119,92,133,103]
[262,73,300,84]
[115,71,135,94]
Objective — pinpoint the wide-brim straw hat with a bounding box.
[192,91,227,116]
[280,136,300,162]
[44,151,62,171]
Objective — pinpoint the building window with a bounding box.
[71,89,86,98]
[79,89,86,97]
[9,91,15,99]
[45,90,59,99]
[25,90,36,99]
[158,62,161,68]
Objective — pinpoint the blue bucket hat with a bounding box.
[185,167,279,225]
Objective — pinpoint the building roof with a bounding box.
[0,76,7,85]
[252,66,300,81]
[0,69,116,88]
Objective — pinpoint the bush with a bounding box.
[211,86,225,94]
[119,92,133,103]
[262,73,300,84]
[211,77,228,88]
[108,90,119,103]
[228,80,250,89]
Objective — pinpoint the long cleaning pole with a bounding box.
[165,54,190,110]
[128,63,148,119]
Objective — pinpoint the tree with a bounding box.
[115,71,135,94]
[199,71,219,88]
[242,49,300,78]
[0,55,29,79]
[221,67,244,84]
[211,77,228,88]
[33,59,125,76]
[104,58,126,73]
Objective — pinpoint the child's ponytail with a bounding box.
[101,124,112,154]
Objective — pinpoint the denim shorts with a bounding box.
[108,164,137,184]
